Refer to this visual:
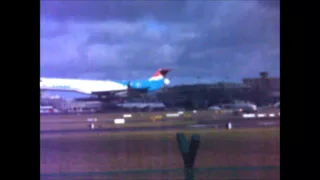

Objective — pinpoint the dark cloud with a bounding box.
[40,1,188,22]
[258,0,280,9]
[40,0,279,85]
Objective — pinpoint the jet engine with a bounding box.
[161,78,171,92]
[164,78,170,85]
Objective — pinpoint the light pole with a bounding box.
[196,76,201,109]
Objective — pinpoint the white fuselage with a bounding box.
[40,78,127,94]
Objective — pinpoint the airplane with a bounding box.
[40,69,171,100]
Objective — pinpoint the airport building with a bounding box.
[63,100,102,113]
[156,82,251,109]
[243,72,280,105]
[40,95,67,110]
[156,72,279,108]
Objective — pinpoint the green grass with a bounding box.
[41,127,279,141]
[40,110,226,131]
[40,120,196,131]
[40,110,242,132]
[40,110,228,122]
[41,127,279,179]
[41,166,280,179]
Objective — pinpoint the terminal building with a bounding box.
[156,72,280,108]
[243,72,280,105]
[40,95,66,109]
[156,82,251,109]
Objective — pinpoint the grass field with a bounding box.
[40,120,196,131]
[41,167,279,180]
[40,127,280,179]
[40,110,228,122]
[40,109,279,131]
[40,110,233,131]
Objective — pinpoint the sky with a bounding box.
[40,0,279,98]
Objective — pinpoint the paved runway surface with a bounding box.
[40,118,279,134]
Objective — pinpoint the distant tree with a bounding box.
[183,100,194,110]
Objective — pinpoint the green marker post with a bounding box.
[176,133,200,180]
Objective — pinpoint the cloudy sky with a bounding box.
[41,0,279,87]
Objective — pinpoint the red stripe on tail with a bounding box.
[152,69,171,77]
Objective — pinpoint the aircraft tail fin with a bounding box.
[151,69,171,78]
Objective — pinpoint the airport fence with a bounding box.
[40,165,280,179]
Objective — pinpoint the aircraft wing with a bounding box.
[91,90,124,96]
[92,88,149,97]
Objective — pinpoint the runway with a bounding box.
[40,118,279,134]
